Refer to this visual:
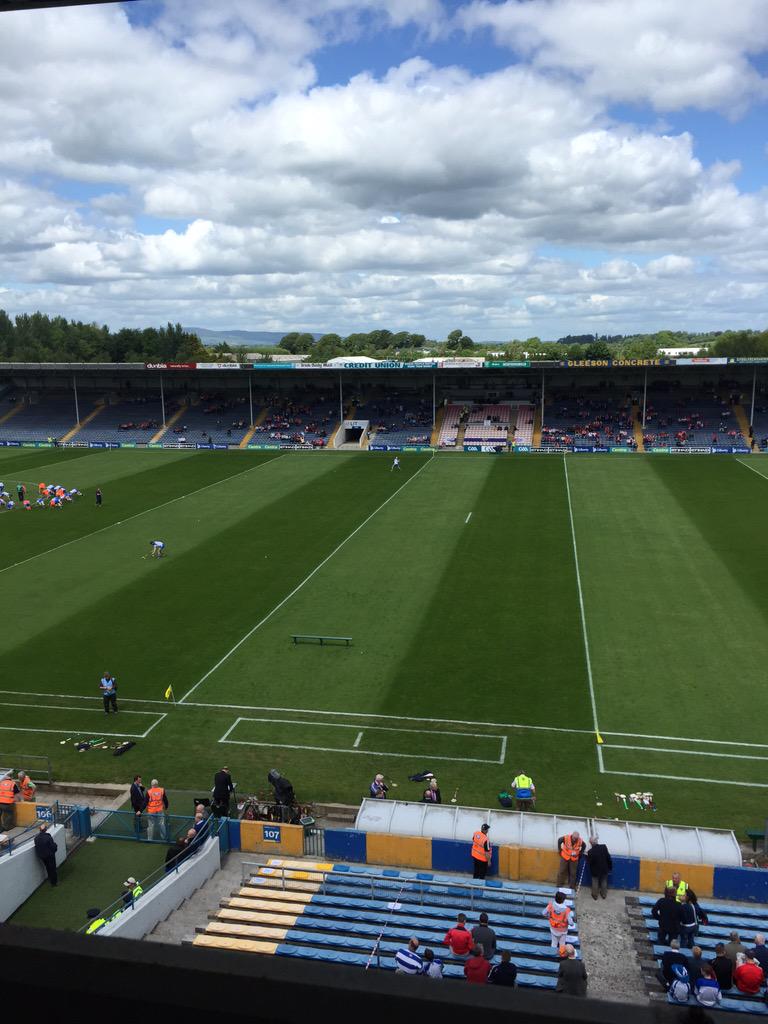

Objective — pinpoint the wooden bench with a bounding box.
[291,635,352,646]
[745,828,765,852]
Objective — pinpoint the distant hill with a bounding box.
[186,327,324,347]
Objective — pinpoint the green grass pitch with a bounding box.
[1,446,767,835]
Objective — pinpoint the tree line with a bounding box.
[0,310,766,363]
[0,311,207,363]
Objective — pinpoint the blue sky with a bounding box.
[0,0,766,339]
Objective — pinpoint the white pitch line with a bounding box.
[563,457,603,772]
[0,725,149,738]
[0,689,171,706]
[465,512,472,524]
[603,769,768,790]
[498,735,507,765]
[140,713,167,738]
[179,452,436,703]
[0,452,287,576]
[230,716,503,741]
[735,457,768,482]
[605,730,768,751]
[353,731,363,748]
[0,700,159,717]
[605,742,768,763]
[219,738,501,764]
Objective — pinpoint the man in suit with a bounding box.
[34,823,58,887]
[130,775,147,837]
[212,766,234,818]
[556,945,587,996]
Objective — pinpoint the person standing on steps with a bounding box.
[587,835,612,900]
[471,823,492,879]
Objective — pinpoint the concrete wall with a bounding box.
[0,824,68,922]
[98,837,220,940]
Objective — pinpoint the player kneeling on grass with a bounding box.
[150,540,166,559]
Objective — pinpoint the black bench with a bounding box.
[291,635,352,647]
[746,828,765,852]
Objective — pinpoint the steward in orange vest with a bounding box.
[471,823,492,879]
[146,781,168,841]
[544,892,573,947]
[0,773,19,830]
[556,830,585,888]
[18,771,36,802]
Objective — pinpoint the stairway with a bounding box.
[632,403,645,452]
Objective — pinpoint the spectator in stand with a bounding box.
[586,835,612,900]
[710,943,734,991]
[687,946,705,985]
[443,913,474,957]
[678,891,698,948]
[421,948,443,979]
[687,889,709,931]
[556,945,587,996]
[488,950,518,987]
[694,964,721,1008]
[652,887,680,946]
[657,940,688,990]
[543,891,574,949]
[471,912,497,961]
[725,931,747,965]
[734,953,765,994]
[464,945,490,984]
[395,937,422,975]
[749,934,768,973]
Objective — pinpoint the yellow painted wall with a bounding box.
[366,832,432,869]
[519,847,562,883]
[498,846,521,879]
[639,861,714,898]
[15,802,41,826]
[239,821,304,855]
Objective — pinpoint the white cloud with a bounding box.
[0,0,766,338]
[459,0,768,114]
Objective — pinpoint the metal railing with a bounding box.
[77,819,227,933]
[0,753,53,784]
[239,862,530,913]
[0,806,76,857]
[91,808,198,843]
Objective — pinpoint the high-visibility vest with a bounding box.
[546,903,570,932]
[86,917,106,934]
[471,830,491,862]
[665,879,688,901]
[0,779,16,805]
[19,777,35,801]
[512,775,533,798]
[129,884,143,901]
[147,787,165,814]
[560,834,584,861]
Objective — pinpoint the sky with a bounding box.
[1,0,767,341]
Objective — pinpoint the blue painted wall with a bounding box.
[431,837,498,876]
[324,828,367,863]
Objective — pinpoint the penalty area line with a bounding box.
[603,769,768,790]
[178,453,436,704]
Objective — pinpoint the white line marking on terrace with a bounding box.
[0,453,287,576]
[465,512,472,524]
[563,457,604,772]
[353,731,363,748]
[603,769,768,790]
[179,452,436,703]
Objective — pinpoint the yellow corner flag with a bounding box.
[596,732,604,745]
[164,685,174,701]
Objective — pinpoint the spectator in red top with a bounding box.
[464,946,491,984]
[443,913,473,957]
[734,954,765,994]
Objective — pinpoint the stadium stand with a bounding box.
[540,393,635,449]
[162,392,254,445]
[464,405,511,445]
[513,405,535,446]
[0,394,84,442]
[437,405,463,448]
[633,893,768,1013]
[361,396,432,448]
[192,858,579,987]
[76,394,168,443]
[641,391,747,449]
[249,397,337,448]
